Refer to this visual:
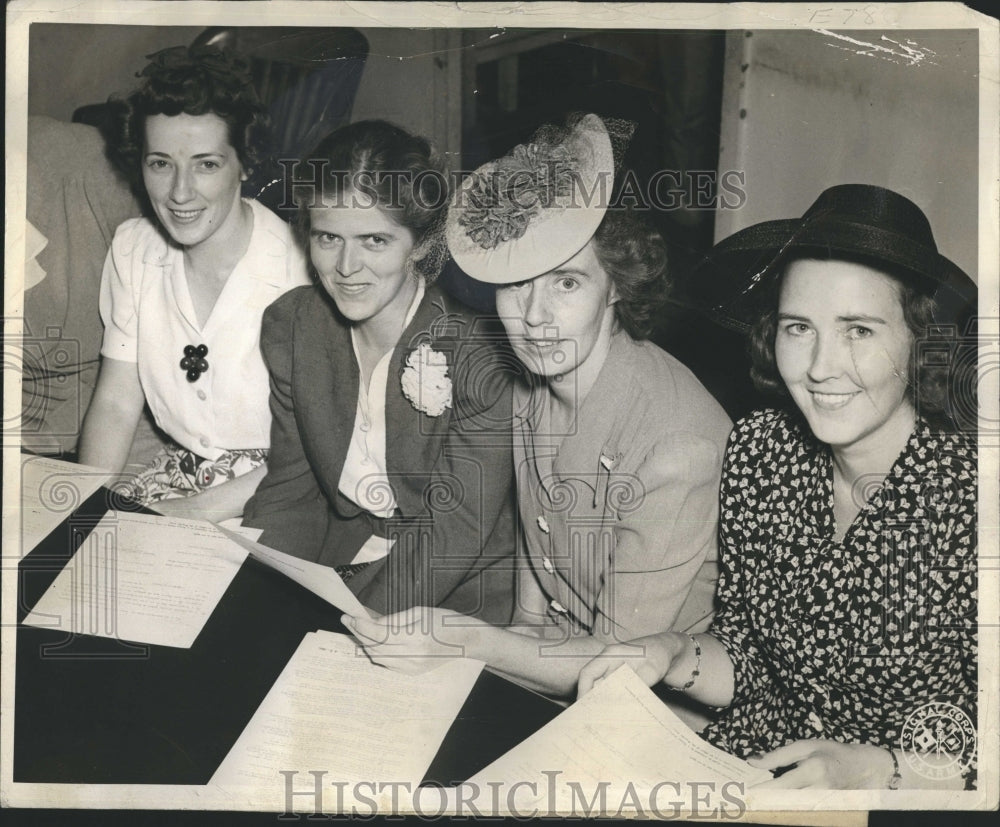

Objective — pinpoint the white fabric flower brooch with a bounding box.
[401,342,452,417]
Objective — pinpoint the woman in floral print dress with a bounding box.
[579,184,978,790]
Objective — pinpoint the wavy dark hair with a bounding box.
[106,45,267,189]
[291,119,450,282]
[749,253,958,421]
[591,207,670,340]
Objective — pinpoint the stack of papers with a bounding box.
[211,630,484,809]
[454,665,771,816]
[22,511,247,648]
[16,477,769,817]
[22,511,370,649]
[17,455,111,555]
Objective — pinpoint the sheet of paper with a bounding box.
[23,511,247,648]
[350,532,394,565]
[460,665,772,815]
[217,517,264,542]
[211,630,483,807]
[216,526,369,618]
[17,455,111,555]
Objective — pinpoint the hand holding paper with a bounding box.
[215,524,370,618]
[460,664,771,814]
[345,605,476,674]
[577,633,684,698]
[748,739,896,790]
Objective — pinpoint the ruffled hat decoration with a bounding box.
[446,114,621,285]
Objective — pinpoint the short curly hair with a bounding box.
[106,45,267,189]
[291,119,450,282]
[590,207,670,341]
[749,253,958,420]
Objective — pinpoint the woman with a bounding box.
[78,45,309,518]
[347,114,732,698]
[241,120,517,623]
[578,184,978,790]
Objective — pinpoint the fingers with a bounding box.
[374,606,427,627]
[750,764,814,790]
[361,641,424,674]
[576,640,669,699]
[754,756,827,789]
[343,606,432,641]
[577,643,635,696]
[747,740,816,771]
[343,613,385,643]
[577,660,622,698]
[748,742,826,789]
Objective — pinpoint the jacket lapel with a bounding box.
[385,284,453,517]
[551,331,632,499]
[291,289,362,513]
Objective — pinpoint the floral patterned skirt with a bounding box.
[128,444,267,505]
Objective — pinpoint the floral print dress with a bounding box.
[701,409,978,785]
[130,445,267,504]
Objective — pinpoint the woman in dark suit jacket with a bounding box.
[242,121,516,623]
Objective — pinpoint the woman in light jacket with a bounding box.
[347,114,731,697]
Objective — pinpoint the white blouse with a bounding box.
[338,279,425,563]
[99,199,310,459]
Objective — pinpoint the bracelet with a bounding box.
[681,634,702,690]
[887,747,902,790]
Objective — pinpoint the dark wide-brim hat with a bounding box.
[689,183,978,331]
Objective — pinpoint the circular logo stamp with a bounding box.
[899,701,976,781]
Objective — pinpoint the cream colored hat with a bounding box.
[446,113,614,284]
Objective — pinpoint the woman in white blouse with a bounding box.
[78,45,308,520]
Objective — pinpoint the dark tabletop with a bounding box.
[14,485,559,786]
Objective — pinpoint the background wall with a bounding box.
[28,24,206,119]
[716,28,979,282]
[28,24,460,158]
[350,28,462,162]
[25,24,984,280]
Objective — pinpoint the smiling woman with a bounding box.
[774,260,919,528]
[307,191,418,338]
[241,120,518,623]
[579,185,979,790]
[77,45,310,517]
[142,113,247,256]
